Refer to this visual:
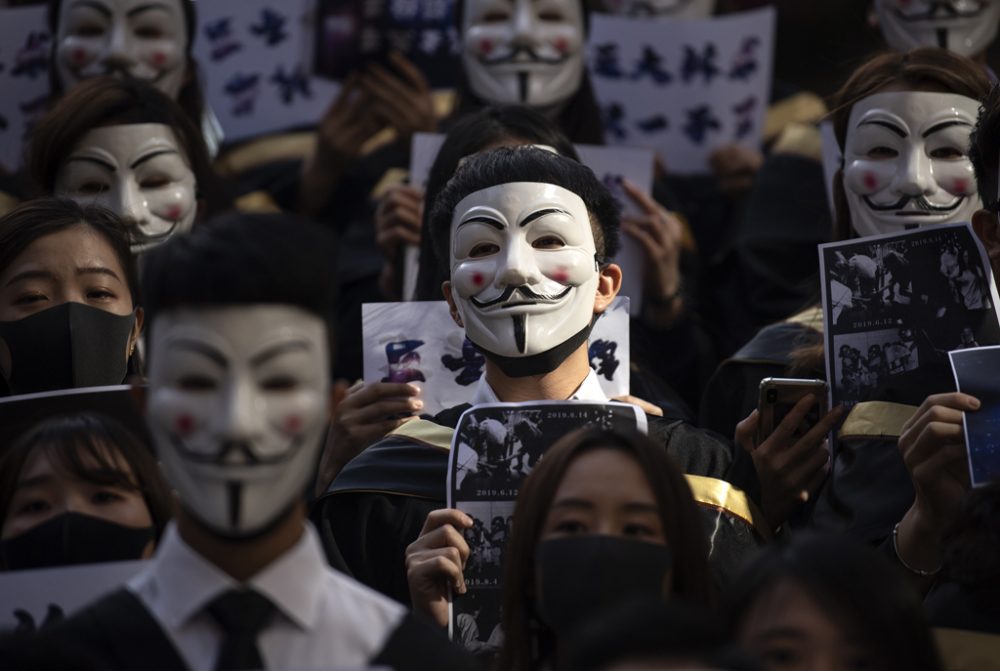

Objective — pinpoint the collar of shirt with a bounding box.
[132,521,327,633]
[471,368,608,405]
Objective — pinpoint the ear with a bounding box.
[442,281,465,327]
[593,263,623,315]
[129,307,145,359]
[972,209,1000,267]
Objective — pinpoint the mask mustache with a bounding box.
[892,1,985,21]
[862,193,966,214]
[471,284,572,309]
[478,44,571,67]
[128,219,179,250]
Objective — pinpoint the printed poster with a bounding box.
[313,0,460,89]
[0,560,146,632]
[0,5,52,173]
[587,7,776,174]
[445,401,647,651]
[193,0,338,143]
[950,346,1000,487]
[362,298,631,415]
[405,133,652,313]
[819,223,1000,411]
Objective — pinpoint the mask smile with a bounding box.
[477,44,572,67]
[861,193,967,214]
[167,432,304,467]
[471,284,573,310]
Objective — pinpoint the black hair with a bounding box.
[971,84,1000,214]
[414,105,579,300]
[46,0,205,126]
[0,198,138,307]
[564,598,762,671]
[428,146,620,282]
[0,413,174,548]
[725,534,943,671]
[141,211,339,353]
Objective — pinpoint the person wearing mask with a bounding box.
[32,212,476,671]
[0,198,142,396]
[406,428,713,669]
[0,413,172,571]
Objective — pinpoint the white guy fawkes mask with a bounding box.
[449,182,600,371]
[461,0,585,108]
[55,123,198,254]
[874,0,1000,57]
[56,0,189,99]
[842,91,982,238]
[602,0,715,18]
[147,305,330,538]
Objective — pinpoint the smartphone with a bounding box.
[756,378,828,445]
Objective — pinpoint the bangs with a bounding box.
[36,430,140,492]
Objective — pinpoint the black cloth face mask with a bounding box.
[534,535,673,635]
[0,302,136,395]
[0,511,154,571]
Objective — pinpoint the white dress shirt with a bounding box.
[128,522,405,671]
[470,367,609,405]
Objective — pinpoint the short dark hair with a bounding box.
[498,428,712,671]
[428,146,620,279]
[47,0,205,125]
[971,84,1000,213]
[415,105,579,300]
[0,412,174,557]
[725,534,943,671]
[27,76,227,218]
[0,198,138,306]
[829,48,992,240]
[141,211,339,341]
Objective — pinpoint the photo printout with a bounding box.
[950,346,1000,487]
[819,223,1000,411]
[445,401,647,651]
[362,298,631,416]
[587,7,775,174]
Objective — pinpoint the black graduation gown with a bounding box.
[25,588,478,671]
[311,404,766,605]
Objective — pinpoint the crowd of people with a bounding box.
[1,0,1000,669]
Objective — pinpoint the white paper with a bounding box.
[0,560,146,632]
[949,345,1000,487]
[819,120,840,220]
[362,298,630,415]
[587,7,776,174]
[193,0,338,143]
[0,6,51,173]
[405,134,654,313]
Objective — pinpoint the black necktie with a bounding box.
[206,588,276,671]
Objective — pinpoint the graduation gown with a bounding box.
[312,404,767,605]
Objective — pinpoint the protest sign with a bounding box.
[950,346,1000,487]
[0,5,51,173]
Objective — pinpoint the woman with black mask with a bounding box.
[0,413,173,571]
[0,198,142,396]
[405,427,713,670]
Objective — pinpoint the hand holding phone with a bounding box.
[756,377,828,446]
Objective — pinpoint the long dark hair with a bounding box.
[414,105,578,300]
[0,413,174,559]
[829,47,991,242]
[497,427,713,671]
[725,534,943,671]
[46,0,205,127]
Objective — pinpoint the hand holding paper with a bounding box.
[406,508,474,629]
[376,184,426,298]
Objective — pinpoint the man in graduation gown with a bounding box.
[314,147,766,604]
[34,213,475,671]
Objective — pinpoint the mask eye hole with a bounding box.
[77,181,109,195]
[866,146,898,159]
[538,10,566,21]
[470,242,500,258]
[177,374,217,392]
[929,146,965,160]
[481,9,510,22]
[260,376,297,392]
[532,236,565,250]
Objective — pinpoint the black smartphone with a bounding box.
[756,377,828,445]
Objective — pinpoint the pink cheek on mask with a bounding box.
[953,178,969,195]
[164,205,182,221]
[479,39,493,55]
[175,414,194,435]
[554,38,569,54]
[472,272,485,287]
[151,52,166,67]
[553,267,569,283]
[863,172,879,191]
[283,415,303,434]
[72,48,88,65]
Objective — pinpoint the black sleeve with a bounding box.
[370,612,483,671]
[311,491,442,605]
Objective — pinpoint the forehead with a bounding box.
[69,123,186,162]
[59,0,186,20]
[1,224,123,277]
[149,305,327,358]
[553,448,656,502]
[452,181,590,225]
[846,91,981,134]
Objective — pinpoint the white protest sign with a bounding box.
[587,7,776,174]
[0,560,146,632]
[362,298,630,415]
[405,134,653,313]
[193,0,338,143]
[0,6,51,173]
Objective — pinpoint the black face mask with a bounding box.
[0,302,136,395]
[0,512,154,571]
[534,535,673,635]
